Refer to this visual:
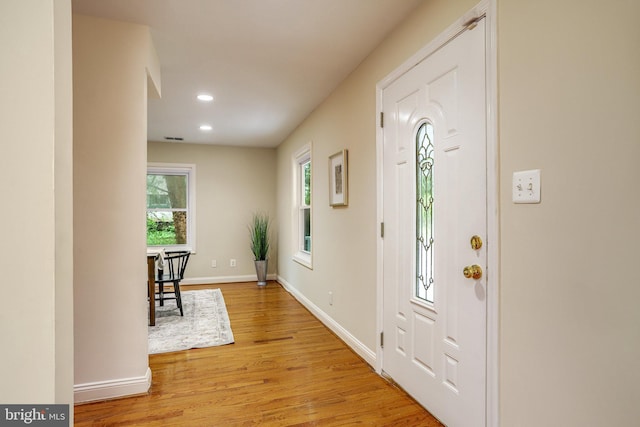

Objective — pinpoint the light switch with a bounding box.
[512,169,541,203]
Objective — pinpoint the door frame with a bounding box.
[375,1,499,425]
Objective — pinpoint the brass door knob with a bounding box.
[463,265,482,280]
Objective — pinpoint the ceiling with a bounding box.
[71,0,424,147]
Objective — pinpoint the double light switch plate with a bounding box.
[512,169,541,203]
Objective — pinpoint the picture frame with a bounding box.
[329,149,348,207]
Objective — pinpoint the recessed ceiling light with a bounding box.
[197,94,213,102]
[199,124,212,131]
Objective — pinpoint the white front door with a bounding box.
[381,19,487,427]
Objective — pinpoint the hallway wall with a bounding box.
[498,0,640,424]
[276,0,640,424]
[0,0,74,406]
[276,0,478,361]
[73,14,160,402]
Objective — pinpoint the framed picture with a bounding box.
[329,149,348,207]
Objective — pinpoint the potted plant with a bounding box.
[249,212,270,286]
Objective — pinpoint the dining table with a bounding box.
[146,249,161,326]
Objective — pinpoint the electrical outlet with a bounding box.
[230,259,236,267]
[329,291,333,306]
[211,260,217,268]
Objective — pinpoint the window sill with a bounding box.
[293,252,312,270]
[148,245,195,254]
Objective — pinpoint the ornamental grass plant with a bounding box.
[249,212,270,261]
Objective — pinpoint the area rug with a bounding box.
[148,289,234,354]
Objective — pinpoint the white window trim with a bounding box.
[147,162,196,253]
[292,143,312,269]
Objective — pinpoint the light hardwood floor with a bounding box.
[75,281,442,426]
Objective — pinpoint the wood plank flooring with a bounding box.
[74,281,442,426]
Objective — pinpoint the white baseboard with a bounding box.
[276,275,376,367]
[74,367,152,403]
[181,273,277,286]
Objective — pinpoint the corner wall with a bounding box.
[73,15,159,402]
[147,142,278,283]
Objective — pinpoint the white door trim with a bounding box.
[375,1,499,425]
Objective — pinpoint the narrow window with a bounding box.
[301,159,312,252]
[147,163,196,252]
[293,144,312,268]
[416,123,434,303]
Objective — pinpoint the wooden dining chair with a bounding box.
[155,251,190,316]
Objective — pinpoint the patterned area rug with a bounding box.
[148,289,234,354]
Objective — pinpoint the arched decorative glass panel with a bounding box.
[416,122,434,303]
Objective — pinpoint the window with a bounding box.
[416,122,434,303]
[147,163,196,251]
[293,143,312,268]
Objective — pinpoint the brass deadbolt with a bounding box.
[470,235,483,250]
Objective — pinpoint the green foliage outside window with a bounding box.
[147,216,177,245]
[147,173,187,246]
[303,161,311,205]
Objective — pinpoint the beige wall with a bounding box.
[73,15,159,402]
[0,0,74,406]
[53,0,75,407]
[498,0,640,425]
[5,0,639,422]
[276,0,478,354]
[277,0,640,424]
[148,142,278,281]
